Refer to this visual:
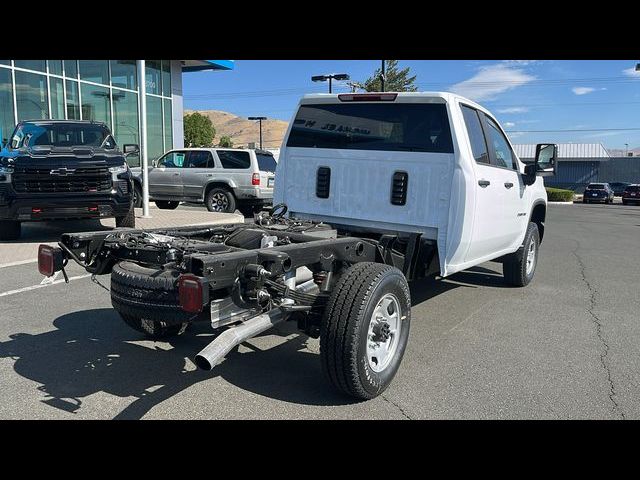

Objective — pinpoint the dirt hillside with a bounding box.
[185,109,288,149]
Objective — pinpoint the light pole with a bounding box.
[311,73,350,93]
[248,116,267,149]
[625,143,629,156]
[380,60,385,92]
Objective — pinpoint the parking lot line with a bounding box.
[0,259,38,269]
[0,273,91,298]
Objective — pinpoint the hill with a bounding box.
[185,109,288,149]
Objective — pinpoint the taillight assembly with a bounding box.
[252,173,260,186]
[178,274,209,313]
[338,93,398,102]
[38,244,64,277]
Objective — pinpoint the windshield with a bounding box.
[286,103,454,153]
[10,122,113,149]
[587,184,606,190]
[257,153,277,172]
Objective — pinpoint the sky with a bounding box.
[182,60,640,150]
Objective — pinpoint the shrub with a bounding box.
[546,187,575,202]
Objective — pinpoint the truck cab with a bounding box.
[274,92,554,278]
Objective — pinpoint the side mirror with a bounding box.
[534,143,557,177]
[123,144,140,156]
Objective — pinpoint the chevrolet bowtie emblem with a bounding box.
[50,168,76,176]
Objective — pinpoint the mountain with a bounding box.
[185,109,288,149]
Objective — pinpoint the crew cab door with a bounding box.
[181,150,214,200]
[462,105,527,263]
[149,150,186,198]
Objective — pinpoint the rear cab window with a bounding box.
[587,184,606,189]
[286,102,453,153]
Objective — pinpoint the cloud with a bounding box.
[449,64,536,101]
[582,131,625,138]
[496,107,529,114]
[503,122,516,128]
[572,87,595,95]
[623,67,640,78]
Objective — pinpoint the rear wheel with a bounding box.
[155,200,180,210]
[133,183,143,208]
[0,220,21,241]
[503,222,540,287]
[205,187,236,213]
[320,262,411,400]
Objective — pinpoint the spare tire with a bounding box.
[110,261,207,325]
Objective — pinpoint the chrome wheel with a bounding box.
[366,293,402,373]
[525,237,537,276]
[210,192,229,212]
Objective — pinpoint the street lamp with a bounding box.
[248,116,267,149]
[625,143,629,156]
[311,73,350,93]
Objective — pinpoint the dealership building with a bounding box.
[0,60,233,164]
[514,143,640,191]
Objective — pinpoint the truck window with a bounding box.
[460,105,489,164]
[286,103,453,153]
[484,115,516,170]
[218,150,250,169]
[188,151,213,168]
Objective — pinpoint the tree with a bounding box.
[184,112,215,147]
[361,60,418,92]
[218,135,233,148]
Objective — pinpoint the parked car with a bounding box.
[583,183,614,204]
[622,184,640,205]
[0,120,137,240]
[40,91,556,400]
[131,148,276,216]
[609,182,631,196]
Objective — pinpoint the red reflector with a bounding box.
[252,173,260,186]
[88,206,98,212]
[338,93,398,102]
[38,245,55,277]
[178,274,205,313]
[32,208,42,214]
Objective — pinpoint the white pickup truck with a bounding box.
[39,91,556,400]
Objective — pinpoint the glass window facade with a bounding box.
[14,60,46,72]
[14,70,48,121]
[0,61,174,158]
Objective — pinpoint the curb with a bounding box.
[548,201,575,205]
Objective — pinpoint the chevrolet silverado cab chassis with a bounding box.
[38,92,557,400]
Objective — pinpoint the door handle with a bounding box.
[173,172,180,176]
[504,182,514,189]
[478,180,490,187]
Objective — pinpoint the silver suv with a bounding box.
[132,148,276,214]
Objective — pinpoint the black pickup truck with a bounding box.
[0,120,138,240]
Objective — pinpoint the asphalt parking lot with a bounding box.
[1,201,639,419]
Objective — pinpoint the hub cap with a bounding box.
[367,293,402,373]
[525,237,536,275]
[211,193,229,212]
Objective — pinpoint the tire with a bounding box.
[503,222,540,287]
[155,200,180,210]
[622,200,628,205]
[119,313,188,339]
[110,261,206,326]
[115,204,136,228]
[0,220,21,241]
[205,187,236,213]
[133,183,142,208]
[320,262,411,400]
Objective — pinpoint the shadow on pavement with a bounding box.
[0,308,356,419]
[0,263,509,419]
[1,219,111,244]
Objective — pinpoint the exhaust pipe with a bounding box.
[194,279,319,371]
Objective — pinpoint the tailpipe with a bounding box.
[194,309,284,371]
